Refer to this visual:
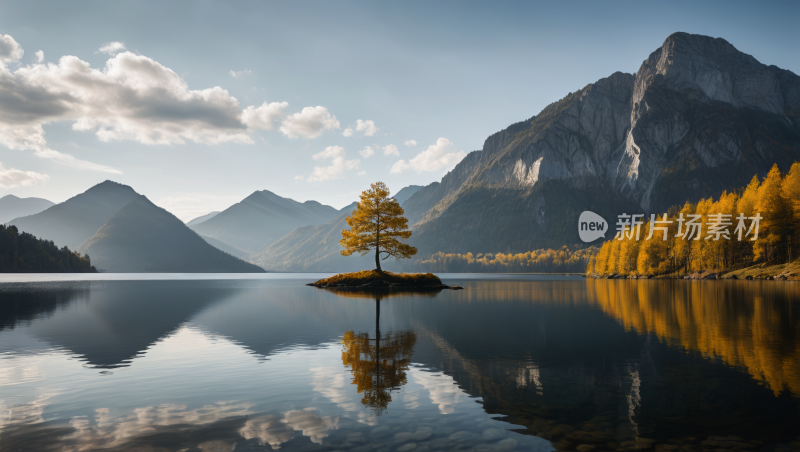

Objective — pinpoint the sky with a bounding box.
[1,0,799,221]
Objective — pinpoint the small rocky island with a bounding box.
[308,270,462,291]
[318,182,463,292]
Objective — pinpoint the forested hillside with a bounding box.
[589,163,800,276]
[0,225,97,273]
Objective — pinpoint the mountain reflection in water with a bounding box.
[0,276,798,451]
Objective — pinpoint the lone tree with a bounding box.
[340,182,417,272]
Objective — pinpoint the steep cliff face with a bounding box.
[405,32,800,255]
[616,32,800,210]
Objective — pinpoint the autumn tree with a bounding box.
[341,296,416,416]
[340,182,417,272]
[755,164,792,263]
[781,162,800,262]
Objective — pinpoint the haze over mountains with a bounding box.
[251,202,370,272]
[76,196,263,273]
[189,190,339,253]
[0,195,54,225]
[186,211,219,227]
[8,181,141,250]
[6,182,263,273]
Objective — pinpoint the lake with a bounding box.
[1,274,799,451]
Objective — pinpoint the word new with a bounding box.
[614,213,762,241]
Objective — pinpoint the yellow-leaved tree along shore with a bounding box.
[589,162,800,276]
[340,182,418,272]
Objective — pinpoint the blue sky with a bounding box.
[1,0,798,220]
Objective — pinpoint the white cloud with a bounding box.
[33,148,122,174]
[390,137,466,173]
[280,106,340,139]
[390,160,410,174]
[97,41,126,55]
[240,415,293,450]
[229,69,251,78]
[0,35,280,172]
[342,128,354,137]
[0,34,23,63]
[382,144,399,156]
[357,170,366,176]
[359,146,375,158]
[355,119,378,137]
[306,146,359,182]
[282,409,338,445]
[0,162,49,188]
[242,101,288,131]
[312,146,345,161]
[411,368,468,415]
[404,139,417,147]
[34,50,43,63]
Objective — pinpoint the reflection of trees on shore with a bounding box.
[586,279,800,396]
[340,297,416,415]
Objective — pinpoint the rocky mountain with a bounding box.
[76,196,264,273]
[0,195,54,224]
[402,32,800,256]
[189,190,339,253]
[186,211,219,227]
[8,181,141,249]
[250,202,376,272]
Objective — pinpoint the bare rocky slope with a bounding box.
[403,32,800,256]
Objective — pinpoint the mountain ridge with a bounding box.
[8,181,141,249]
[190,189,339,253]
[401,32,800,256]
[76,195,264,273]
[0,195,54,225]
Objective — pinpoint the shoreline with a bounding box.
[586,261,800,281]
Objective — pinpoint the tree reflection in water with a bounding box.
[340,295,416,416]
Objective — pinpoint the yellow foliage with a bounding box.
[589,163,800,276]
[340,182,417,272]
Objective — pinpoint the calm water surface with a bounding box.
[1,274,799,451]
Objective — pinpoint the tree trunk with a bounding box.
[375,216,382,273]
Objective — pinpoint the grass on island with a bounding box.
[310,270,442,287]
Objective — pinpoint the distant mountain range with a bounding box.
[8,181,141,250]
[5,32,798,273]
[6,182,262,273]
[0,195,54,225]
[252,186,426,271]
[76,196,263,273]
[186,211,219,227]
[189,190,339,253]
[393,185,423,206]
[251,202,370,272]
